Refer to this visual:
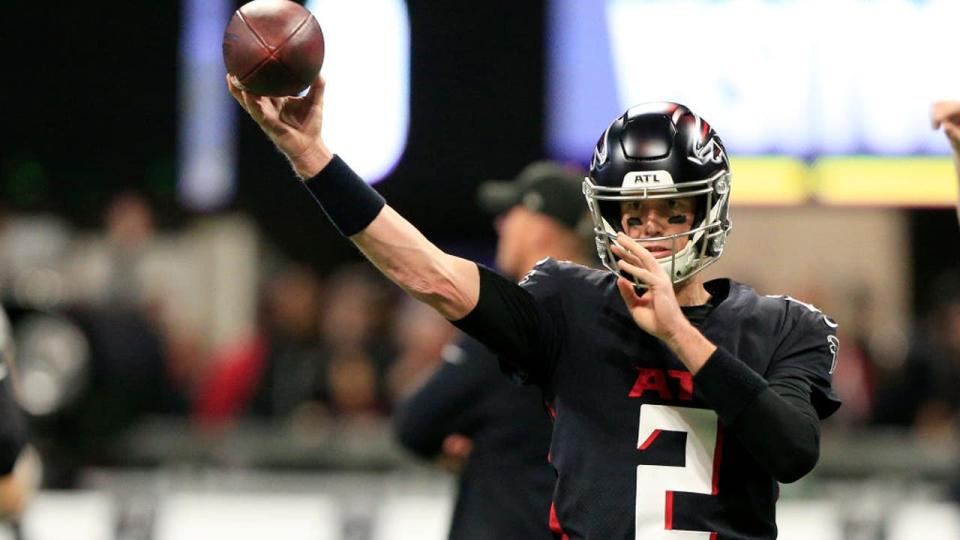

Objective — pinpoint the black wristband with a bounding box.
[303,155,386,237]
[693,347,768,425]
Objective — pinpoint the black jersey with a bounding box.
[394,336,555,540]
[477,258,839,540]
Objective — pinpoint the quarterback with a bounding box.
[229,75,840,540]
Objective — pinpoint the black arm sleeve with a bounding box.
[451,265,555,383]
[734,378,821,483]
[694,348,820,483]
[393,343,490,458]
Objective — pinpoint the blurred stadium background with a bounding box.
[4,0,960,538]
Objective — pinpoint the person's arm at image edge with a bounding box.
[931,101,960,223]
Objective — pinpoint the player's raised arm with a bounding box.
[931,101,960,224]
[227,74,479,320]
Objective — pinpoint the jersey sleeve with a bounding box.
[451,260,566,387]
[766,300,842,419]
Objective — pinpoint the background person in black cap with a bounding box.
[393,160,591,540]
[478,161,595,279]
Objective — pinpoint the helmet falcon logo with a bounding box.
[593,126,611,168]
[688,116,726,166]
[690,136,725,165]
[827,335,840,374]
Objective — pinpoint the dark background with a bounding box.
[5,0,958,311]
[5,0,543,264]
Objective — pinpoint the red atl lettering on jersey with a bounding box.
[629,368,671,399]
[667,370,693,400]
[628,368,693,401]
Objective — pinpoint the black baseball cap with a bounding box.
[478,161,587,229]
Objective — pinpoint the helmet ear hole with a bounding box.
[597,200,624,232]
[708,234,726,257]
[693,194,707,228]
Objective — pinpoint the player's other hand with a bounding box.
[227,73,333,178]
[931,101,960,153]
[610,233,690,343]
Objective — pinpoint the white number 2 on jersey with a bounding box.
[636,404,721,539]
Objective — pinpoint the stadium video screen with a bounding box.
[548,0,959,157]
[547,0,960,205]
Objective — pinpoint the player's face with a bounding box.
[619,197,696,259]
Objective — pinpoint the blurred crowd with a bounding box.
[0,192,461,486]
[813,273,960,439]
[0,190,959,489]
[192,262,457,429]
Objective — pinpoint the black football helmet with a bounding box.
[584,102,732,287]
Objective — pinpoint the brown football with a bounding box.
[222,0,325,97]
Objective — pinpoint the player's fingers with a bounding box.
[235,86,269,122]
[316,75,326,106]
[616,276,642,306]
[611,235,644,265]
[611,243,652,280]
[287,75,325,115]
[239,89,266,121]
[226,75,248,109]
[255,95,280,119]
[616,259,658,286]
[615,233,661,273]
[616,276,654,307]
[305,74,325,105]
[611,244,655,282]
[609,242,635,265]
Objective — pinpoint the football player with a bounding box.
[931,101,960,223]
[393,161,590,540]
[229,75,840,540]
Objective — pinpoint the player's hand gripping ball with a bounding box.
[222,0,324,97]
